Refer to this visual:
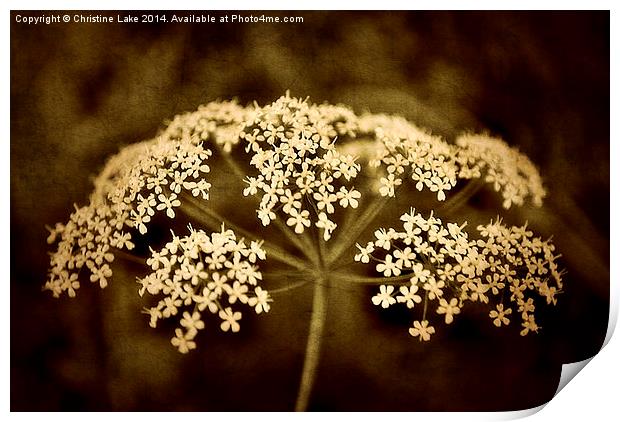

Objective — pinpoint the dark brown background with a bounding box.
[11,11,609,411]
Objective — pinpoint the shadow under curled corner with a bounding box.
[548,293,618,409]
[496,298,617,420]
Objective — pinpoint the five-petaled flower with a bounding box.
[219,307,242,333]
[409,320,436,341]
[436,298,461,324]
[397,285,423,309]
[489,304,512,327]
[171,328,197,354]
[372,285,397,308]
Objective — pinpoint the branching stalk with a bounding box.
[272,219,320,266]
[326,195,389,266]
[268,279,312,295]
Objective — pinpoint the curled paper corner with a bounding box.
[491,356,598,421]
[602,283,618,349]
[491,403,547,420]
[538,283,620,408]
[554,357,594,396]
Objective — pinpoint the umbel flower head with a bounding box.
[138,224,270,353]
[240,94,362,241]
[45,132,213,297]
[45,92,563,355]
[360,209,564,340]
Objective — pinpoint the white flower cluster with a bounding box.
[44,204,126,297]
[357,209,564,341]
[240,94,362,241]
[138,225,271,353]
[162,100,257,153]
[104,133,213,234]
[358,113,546,208]
[362,115,459,201]
[455,134,546,208]
[45,132,213,298]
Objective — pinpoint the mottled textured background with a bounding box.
[11,11,609,411]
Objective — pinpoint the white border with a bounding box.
[4,2,616,420]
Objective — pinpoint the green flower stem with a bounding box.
[180,194,311,272]
[326,196,389,266]
[295,276,329,412]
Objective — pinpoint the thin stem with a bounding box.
[272,219,320,266]
[216,143,248,181]
[295,226,331,412]
[437,177,485,216]
[112,247,147,266]
[318,232,328,266]
[263,269,315,294]
[331,272,413,285]
[295,276,329,412]
[326,195,390,266]
[269,279,312,295]
[329,259,356,272]
[181,193,256,239]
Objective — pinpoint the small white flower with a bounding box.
[156,193,181,218]
[219,307,242,333]
[376,255,401,277]
[316,212,337,241]
[489,304,512,327]
[171,328,196,354]
[257,207,276,226]
[180,311,205,333]
[396,285,422,309]
[225,281,249,304]
[374,228,393,250]
[423,278,445,300]
[286,208,311,234]
[409,320,435,341]
[354,242,374,263]
[337,186,361,209]
[372,285,396,308]
[248,287,272,314]
[379,174,402,197]
[436,298,461,324]
[393,247,415,268]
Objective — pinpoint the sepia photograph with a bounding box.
[10,9,610,412]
